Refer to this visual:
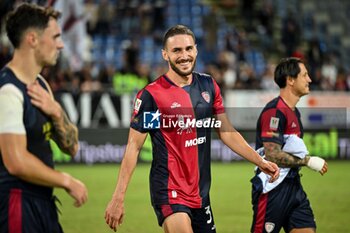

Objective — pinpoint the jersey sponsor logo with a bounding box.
[143,110,161,129]
[269,117,279,130]
[43,122,53,141]
[134,98,142,112]
[185,136,206,147]
[201,91,210,103]
[170,102,181,109]
[265,222,275,233]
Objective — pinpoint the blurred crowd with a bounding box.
[0,0,349,95]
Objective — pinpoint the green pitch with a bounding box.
[55,161,350,233]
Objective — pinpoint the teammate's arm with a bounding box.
[0,83,87,206]
[215,113,279,181]
[27,81,78,156]
[50,108,78,156]
[0,133,87,206]
[263,141,308,167]
[105,128,148,232]
[263,141,328,175]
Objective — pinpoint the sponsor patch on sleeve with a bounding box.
[134,98,142,112]
[262,131,280,138]
[269,117,279,130]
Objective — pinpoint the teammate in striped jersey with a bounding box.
[0,4,87,233]
[251,57,328,233]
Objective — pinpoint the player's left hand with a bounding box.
[258,160,280,182]
[27,81,61,119]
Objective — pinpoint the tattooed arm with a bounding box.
[27,81,79,156]
[263,141,309,168]
[51,107,79,156]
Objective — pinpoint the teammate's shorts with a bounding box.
[153,204,216,233]
[250,175,316,233]
[0,188,63,233]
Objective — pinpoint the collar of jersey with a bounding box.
[162,73,195,88]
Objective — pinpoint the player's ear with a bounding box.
[162,49,169,61]
[286,76,295,86]
[25,30,39,48]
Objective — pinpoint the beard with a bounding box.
[169,58,196,76]
[37,50,60,67]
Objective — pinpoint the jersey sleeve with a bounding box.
[0,84,26,134]
[259,108,286,145]
[130,89,157,133]
[212,78,225,115]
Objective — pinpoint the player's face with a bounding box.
[292,63,312,96]
[35,18,64,66]
[162,34,197,77]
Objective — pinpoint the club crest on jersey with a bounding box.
[265,222,275,233]
[134,98,142,113]
[201,91,210,103]
[269,117,279,130]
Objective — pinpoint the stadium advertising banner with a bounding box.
[53,92,350,164]
[225,90,350,129]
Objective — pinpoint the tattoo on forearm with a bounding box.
[52,109,78,155]
[264,142,308,168]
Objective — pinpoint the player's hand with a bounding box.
[63,173,88,207]
[27,81,61,119]
[307,156,328,175]
[258,159,280,182]
[319,161,328,175]
[105,198,125,232]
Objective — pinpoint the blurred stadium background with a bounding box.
[1,0,350,93]
[1,0,350,232]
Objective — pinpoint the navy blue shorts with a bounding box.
[250,175,316,233]
[0,189,63,233]
[153,204,216,233]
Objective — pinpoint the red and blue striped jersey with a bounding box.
[256,96,303,149]
[131,72,225,208]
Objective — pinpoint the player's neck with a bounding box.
[7,50,42,84]
[166,70,192,87]
[280,89,300,109]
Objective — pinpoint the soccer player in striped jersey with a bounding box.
[105,25,279,233]
[250,57,328,233]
